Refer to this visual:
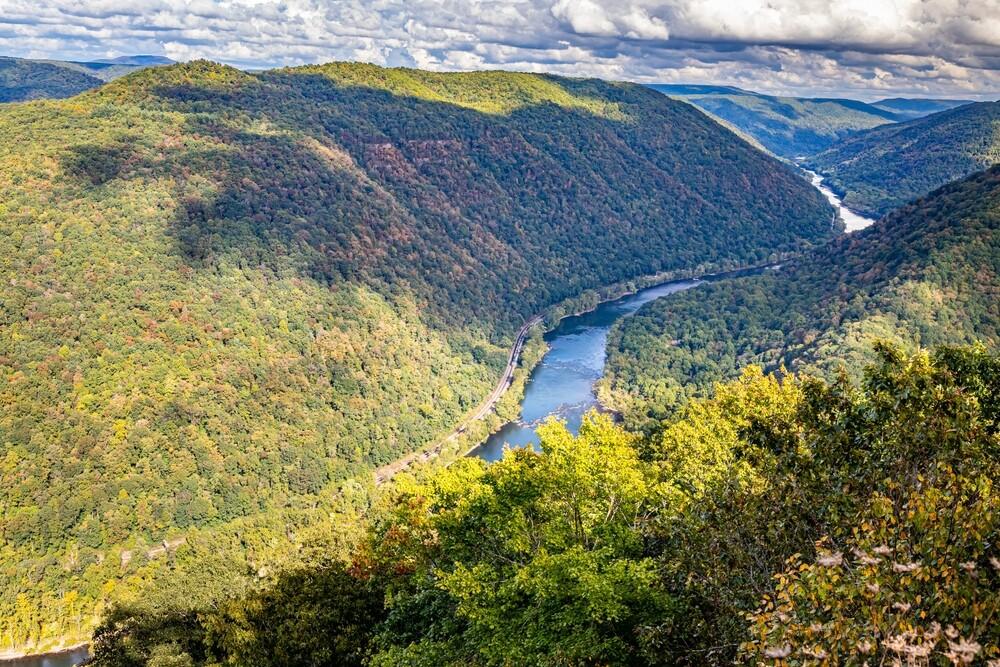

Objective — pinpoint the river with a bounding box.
[806,170,874,233]
[0,647,90,667]
[6,174,872,667]
[469,277,702,460]
[470,171,875,461]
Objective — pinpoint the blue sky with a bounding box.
[2,0,999,100]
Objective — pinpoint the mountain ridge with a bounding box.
[0,56,103,102]
[807,100,1000,215]
[0,60,834,651]
[650,83,900,157]
[0,55,174,102]
[650,83,975,158]
[605,165,1000,424]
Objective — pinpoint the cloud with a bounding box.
[551,0,617,37]
[0,0,998,99]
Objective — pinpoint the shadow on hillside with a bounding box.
[59,72,835,335]
[63,141,142,185]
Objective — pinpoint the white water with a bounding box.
[471,171,877,462]
[806,170,877,232]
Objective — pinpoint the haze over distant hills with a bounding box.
[87,55,175,67]
[0,55,172,101]
[650,83,972,157]
[808,100,1000,216]
[871,97,977,120]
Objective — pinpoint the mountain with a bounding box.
[605,166,1000,424]
[88,55,175,67]
[0,56,174,102]
[871,96,972,120]
[89,344,1000,666]
[0,60,833,653]
[0,57,103,102]
[807,101,1000,216]
[649,84,900,157]
[54,56,176,82]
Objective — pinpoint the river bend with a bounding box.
[470,172,875,461]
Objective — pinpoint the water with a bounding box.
[4,168,877,661]
[470,175,876,462]
[470,278,700,461]
[806,170,875,232]
[0,647,89,667]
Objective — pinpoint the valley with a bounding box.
[649,84,971,157]
[605,165,1000,427]
[0,60,834,657]
[807,101,1000,215]
[472,170,875,461]
[0,34,997,665]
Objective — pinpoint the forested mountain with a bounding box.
[605,166,1000,425]
[871,96,972,120]
[0,60,833,652]
[649,84,901,157]
[90,345,1000,666]
[36,56,174,83]
[0,56,172,102]
[0,57,102,102]
[808,101,1000,216]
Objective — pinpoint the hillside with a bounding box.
[0,57,102,102]
[0,56,173,102]
[41,55,174,82]
[649,84,900,157]
[605,166,1000,424]
[0,60,833,652]
[808,101,1000,215]
[90,345,1000,666]
[871,96,972,120]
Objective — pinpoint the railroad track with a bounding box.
[374,314,543,485]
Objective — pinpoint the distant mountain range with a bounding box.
[0,55,172,101]
[870,96,976,120]
[649,83,972,157]
[88,55,175,66]
[807,100,1000,215]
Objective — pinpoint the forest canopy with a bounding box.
[0,60,833,652]
[605,165,1000,426]
[89,344,1000,666]
[0,57,103,102]
[807,101,1000,216]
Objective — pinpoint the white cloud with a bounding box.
[551,0,617,36]
[0,0,998,99]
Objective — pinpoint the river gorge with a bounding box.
[471,170,876,461]
[8,173,874,667]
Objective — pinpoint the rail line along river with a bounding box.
[5,174,874,667]
[470,171,876,462]
[469,277,701,461]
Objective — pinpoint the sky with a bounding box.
[2,0,999,100]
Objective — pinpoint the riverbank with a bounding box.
[466,171,875,460]
[370,256,799,485]
[469,263,790,460]
[372,314,544,484]
[0,642,89,666]
[800,167,876,233]
[463,260,796,460]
